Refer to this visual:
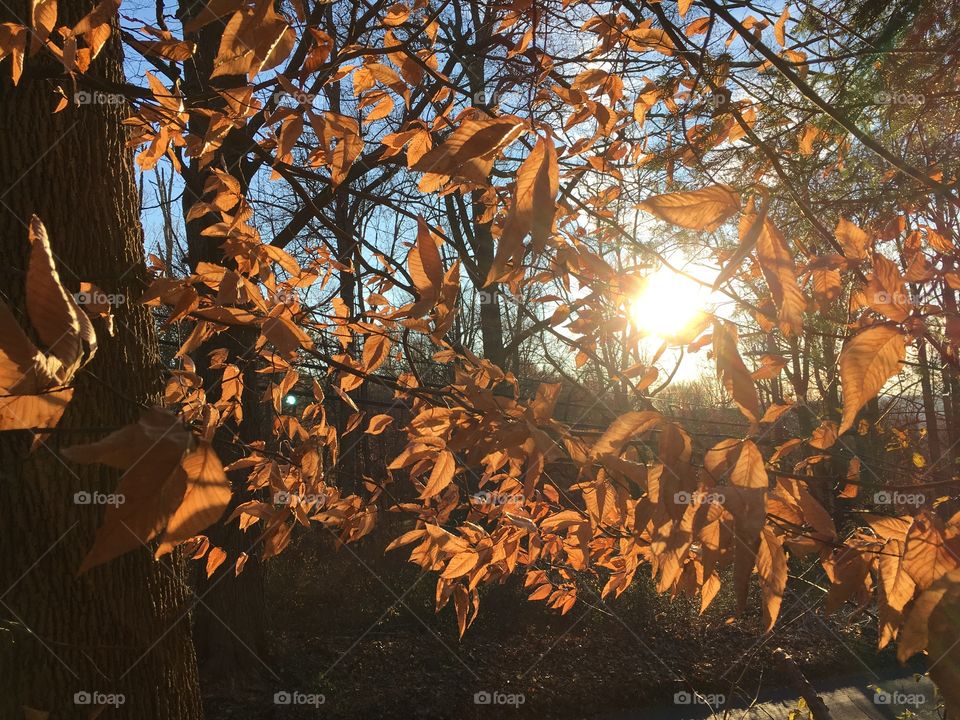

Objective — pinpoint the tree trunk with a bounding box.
[178,2,269,687]
[0,2,203,717]
[917,338,943,466]
[941,263,960,469]
[473,212,509,369]
[463,0,509,370]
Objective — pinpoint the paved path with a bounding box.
[599,666,937,719]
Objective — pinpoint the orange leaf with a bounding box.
[205,546,228,577]
[262,311,313,357]
[157,443,231,555]
[591,411,661,458]
[0,298,56,394]
[441,550,479,579]
[419,450,455,499]
[756,527,787,631]
[181,0,243,32]
[486,135,558,285]
[714,321,760,424]
[30,0,57,53]
[835,217,869,261]
[902,512,959,590]
[382,2,409,26]
[366,414,394,435]
[731,439,767,489]
[63,409,192,573]
[866,253,911,322]
[838,325,905,434]
[407,217,444,315]
[411,115,525,183]
[362,334,391,373]
[754,217,805,335]
[26,216,85,374]
[0,388,72,432]
[638,185,740,232]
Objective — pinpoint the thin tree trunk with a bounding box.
[917,338,943,466]
[472,215,509,369]
[0,1,203,716]
[941,263,960,468]
[464,0,508,370]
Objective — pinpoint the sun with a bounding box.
[628,266,710,343]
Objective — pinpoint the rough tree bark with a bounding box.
[0,1,203,717]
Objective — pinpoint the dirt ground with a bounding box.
[199,527,904,720]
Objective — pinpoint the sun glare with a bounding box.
[629,266,710,343]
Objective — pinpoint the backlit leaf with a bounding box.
[638,185,740,232]
[838,325,905,434]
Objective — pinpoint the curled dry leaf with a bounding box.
[406,217,444,316]
[26,216,85,379]
[365,413,394,435]
[0,216,97,435]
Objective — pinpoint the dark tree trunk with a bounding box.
[178,1,269,688]
[471,214,509,370]
[462,0,509,370]
[0,1,203,717]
